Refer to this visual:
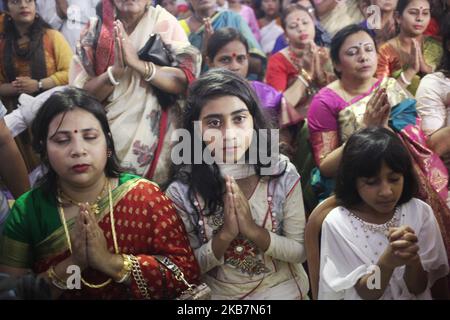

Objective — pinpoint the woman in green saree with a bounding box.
[0,87,200,299]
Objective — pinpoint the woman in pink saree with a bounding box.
[307,24,450,270]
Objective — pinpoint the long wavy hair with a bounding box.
[1,0,51,84]
[166,69,284,219]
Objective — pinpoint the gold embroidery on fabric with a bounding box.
[430,168,448,193]
[206,214,269,276]
[224,236,270,276]
[319,131,339,161]
[0,236,32,268]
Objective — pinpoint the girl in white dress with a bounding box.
[319,127,449,300]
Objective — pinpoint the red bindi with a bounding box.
[74,130,78,133]
[231,52,237,57]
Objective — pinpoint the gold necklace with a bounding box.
[59,179,108,215]
[57,180,119,289]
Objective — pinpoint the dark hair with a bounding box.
[257,0,281,19]
[168,69,282,217]
[31,87,123,198]
[281,3,314,30]
[437,13,450,77]
[430,0,449,24]
[330,24,376,78]
[2,0,52,84]
[396,0,431,16]
[335,127,418,208]
[206,27,249,61]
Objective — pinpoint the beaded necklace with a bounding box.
[348,207,400,236]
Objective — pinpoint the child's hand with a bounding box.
[380,241,414,269]
[386,226,420,266]
[388,226,417,243]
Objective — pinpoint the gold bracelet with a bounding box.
[300,68,312,84]
[130,255,151,299]
[144,61,150,79]
[144,62,156,82]
[47,265,68,290]
[115,254,132,283]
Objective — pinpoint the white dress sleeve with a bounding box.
[165,182,224,274]
[318,209,374,300]
[265,179,307,264]
[414,199,449,287]
[416,73,448,136]
[0,102,6,119]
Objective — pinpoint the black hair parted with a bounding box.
[167,69,284,217]
[31,87,122,198]
[335,127,418,208]
[330,24,377,79]
[206,27,249,61]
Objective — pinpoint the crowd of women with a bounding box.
[0,0,449,300]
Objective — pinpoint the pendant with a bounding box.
[91,204,100,215]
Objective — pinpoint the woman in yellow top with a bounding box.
[0,0,72,172]
[376,0,442,95]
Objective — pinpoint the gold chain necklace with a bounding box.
[59,178,108,215]
[57,180,119,289]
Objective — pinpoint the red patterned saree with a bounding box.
[0,173,200,299]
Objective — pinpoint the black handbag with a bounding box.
[137,33,175,67]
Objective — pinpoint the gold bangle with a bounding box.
[115,254,132,283]
[144,61,150,79]
[47,265,68,290]
[300,68,312,84]
[144,62,156,82]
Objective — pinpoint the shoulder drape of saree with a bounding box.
[33,176,143,272]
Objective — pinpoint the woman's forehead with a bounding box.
[341,32,374,49]
[49,108,101,131]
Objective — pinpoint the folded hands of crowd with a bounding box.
[0,0,449,300]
